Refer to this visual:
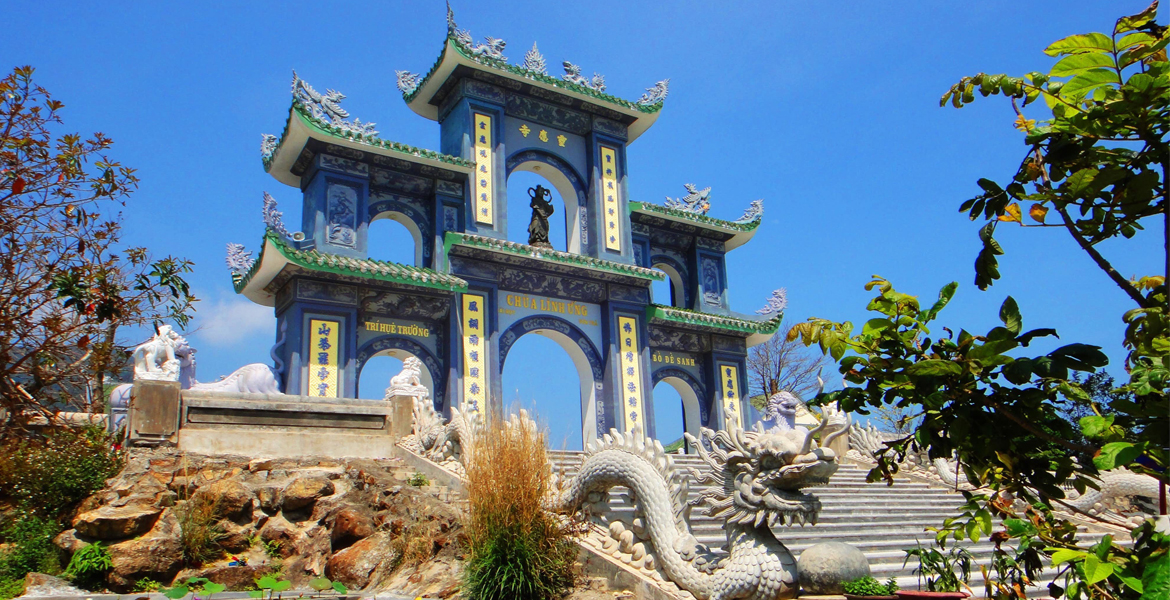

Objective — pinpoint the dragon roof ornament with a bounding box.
[562,61,606,92]
[736,199,764,223]
[225,243,254,279]
[290,71,377,137]
[637,79,669,105]
[260,134,277,161]
[756,288,787,316]
[446,3,506,61]
[664,183,712,215]
[262,192,292,239]
[396,71,422,95]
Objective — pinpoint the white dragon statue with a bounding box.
[665,183,713,215]
[556,418,849,600]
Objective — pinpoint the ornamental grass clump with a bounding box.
[462,415,578,600]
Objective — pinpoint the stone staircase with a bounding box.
[548,450,1128,597]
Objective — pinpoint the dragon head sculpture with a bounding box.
[684,414,847,529]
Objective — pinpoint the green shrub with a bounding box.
[407,472,429,487]
[0,577,24,600]
[133,578,163,593]
[843,575,899,596]
[461,416,578,600]
[0,426,122,518]
[63,542,112,589]
[175,495,226,565]
[0,512,61,580]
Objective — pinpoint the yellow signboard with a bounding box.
[473,113,494,225]
[504,294,590,316]
[601,147,620,251]
[363,321,430,337]
[462,294,487,417]
[720,364,742,430]
[617,316,644,431]
[308,319,339,398]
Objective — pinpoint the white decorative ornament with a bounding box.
[225,243,254,278]
[756,287,787,316]
[736,199,764,222]
[763,390,800,431]
[562,61,606,92]
[262,191,292,239]
[664,183,712,215]
[290,71,377,137]
[188,364,282,395]
[260,134,277,159]
[384,357,430,401]
[131,325,189,382]
[637,79,669,105]
[396,70,422,95]
[523,42,547,75]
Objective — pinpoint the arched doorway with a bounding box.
[499,315,604,448]
[355,337,443,408]
[506,150,588,253]
[367,193,431,267]
[651,369,704,452]
[650,255,689,308]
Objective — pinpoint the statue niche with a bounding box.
[527,184,555,248]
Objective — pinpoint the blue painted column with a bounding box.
[439,81,507,240]
[300,155,370,259]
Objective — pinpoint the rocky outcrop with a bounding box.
[52,449,462,594]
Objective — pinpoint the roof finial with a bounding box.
[523,42,547,75]
[664,183,711,215]
[756,288,788,316]
[446,0,456,34]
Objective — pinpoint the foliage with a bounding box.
[981,528,1045,600]
[62,542,111,589]
[462,416,579,600]
[175,495,226,565]
[308,576,347,595]
[789,4,1169,600]
[842,575,899,596]
[259,539,282,560]
[903,542,974,593]
[0,425,122,518]
[133,577,163,593]
[164,577,226,600]
[246,574,292,600]
[746,318,828,407]
[0,578,23,600]
[662,436,685,453]
[408,472,429,487]
[0,512,61,581]
[388,504,449,571]
[0,66,196,426]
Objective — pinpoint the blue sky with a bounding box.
[4,1,1161,448]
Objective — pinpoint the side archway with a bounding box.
[368,194,431,267]
[355,336,445,410]
[652,367,706,445]
[650,254,690,308]
[499,315,604,443]
[506,150,588,254]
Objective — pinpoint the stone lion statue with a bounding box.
[384,357,429,401]
[132,325,190,381]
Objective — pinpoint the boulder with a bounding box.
[106,509,184,591]
[326,532,395,589]
[797,541,870,595]
[218,520,255,553]
[331,506,375,550]
[52,529,91,554]
[281,476,334,511]
[73,503,161,540]
[256,484,281,513]
[259,514,300,558]
[192,479,254,520]
[20,573,85,598]
[176,564,268,591]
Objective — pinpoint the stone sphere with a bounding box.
[797,541,871,595]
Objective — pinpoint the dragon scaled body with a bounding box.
[558,419,847,600]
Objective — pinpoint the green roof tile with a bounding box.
[445,232,666,281]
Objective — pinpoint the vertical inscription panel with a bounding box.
[462,294,487,417]
[720,364,742,431]
[617,316,644,431]
[473,113,494,225]
[601,147,620,251]
[309,319,340,398]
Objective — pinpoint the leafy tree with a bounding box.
[0,66,196,426]
[746,318,828,409]
[789,4,1169,599]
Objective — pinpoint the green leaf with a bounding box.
[1060,69,1121,100]
[1117,32,1156,51]
[1141,546,1169,599]
[202,583,226,596]
[164,586,189,599]
[1083,554,1114,585]
[1094,442,1141,470]
[1050,52,1116,77]
[332,581,348,594]
[1116,1,1160,34]
[921,282,958,324]
[1044,32,1114,56]
[905,360,963,377]
[1003,358,1033,384]
[1066,168,1098,197]
[1051,548,1087,565]
[1003,518,1037,537]
[1119,574,1143,593]
[1079,415,1114,438]
[309,578,332,592]
[999,297,1022,334]
[975,509,992,534]
[256,576,278,590]
[271,580,292,593]
[1017,328,1058,346]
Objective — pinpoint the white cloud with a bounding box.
[190,292,274,347]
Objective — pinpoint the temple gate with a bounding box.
[228,6,782,442]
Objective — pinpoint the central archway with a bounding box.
[355,336,445,409]
[499,315,604,445]
[652,368,705,450]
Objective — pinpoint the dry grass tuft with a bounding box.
[461,414,578,600]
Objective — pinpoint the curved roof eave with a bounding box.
[238,237,287,307]
[403,39,662,143]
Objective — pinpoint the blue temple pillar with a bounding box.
[300,155,370,259]
[586,131,633,263]
[440,81,507,240]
